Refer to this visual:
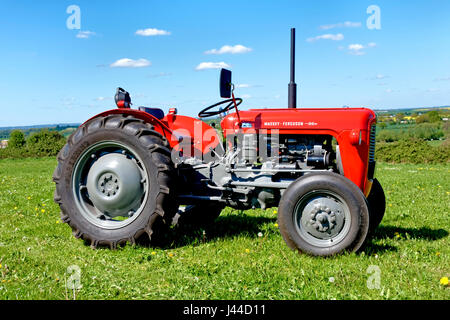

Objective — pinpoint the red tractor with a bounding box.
[53,29,385,256]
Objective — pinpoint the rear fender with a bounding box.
[82,108,174,144]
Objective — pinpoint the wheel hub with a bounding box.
[308,204,337,232]
[86,153,144,218]
[98,173,120,197]
[297,195,347,242]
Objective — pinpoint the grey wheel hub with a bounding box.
[86,153,144,218]
[294,190,351,247]
[302,199,343,238]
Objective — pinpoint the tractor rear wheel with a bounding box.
[367,178,386,233]
[278,172,369,256]
[53,114,178,248]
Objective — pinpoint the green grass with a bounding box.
[0,158,448,300]
[427,140,444,147]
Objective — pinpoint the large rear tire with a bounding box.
[278,172,370,256]
[53,114,178,248]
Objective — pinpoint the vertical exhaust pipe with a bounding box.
[288,28,297,108]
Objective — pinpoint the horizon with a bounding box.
[1,105,448,130]
[1,0,449,127]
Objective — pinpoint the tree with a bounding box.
[27,130,66,156]
[8,130,26,149]
[415,114,429,124]
[396,112,405,122]
[427,110,441,123]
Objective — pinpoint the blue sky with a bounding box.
[1,0,449,126]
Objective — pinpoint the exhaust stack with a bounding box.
[288,28,297,108]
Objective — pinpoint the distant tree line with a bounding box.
[375,109,449,163]
[0,129,66,159]
[0,125,78,140]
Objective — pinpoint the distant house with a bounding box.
[0,140,8,149]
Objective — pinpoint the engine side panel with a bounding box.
[221,108,376,193]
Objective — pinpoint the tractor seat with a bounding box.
[138,107,165,120]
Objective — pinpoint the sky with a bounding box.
[1,0,449,127]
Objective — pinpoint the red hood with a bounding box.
[221,107,376,133]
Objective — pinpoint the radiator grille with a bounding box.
[369,124,376,162]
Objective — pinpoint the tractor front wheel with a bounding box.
[53,114,178,248]
[278,172,369,256]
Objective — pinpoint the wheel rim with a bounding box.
[293,189,351,247]
[72,141,149,230]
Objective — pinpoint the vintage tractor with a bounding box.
[53,29,385,256]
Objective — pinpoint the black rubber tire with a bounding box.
[52,114,178,249]
[278,172,370,257]
[367,178,386,233]
[173,203,224,227]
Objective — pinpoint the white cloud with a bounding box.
[135,28,171,36]
[147,72,172,78]
[370,74,389,80]
[236,84,251,88]
[348,50,366,56]
[434,77,450,81]
[347,43,377,55]
[385,89,394,93]
[348,44,365,51]
[76,31,96,39]
[241,94,252,99]
[195,62,230,71]
[205,45,252,55]
[110,58,151,68]
[307,33,344,42]
[319,21,362,30]
[94,96,113,101]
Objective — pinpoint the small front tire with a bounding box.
[278,172,370,256]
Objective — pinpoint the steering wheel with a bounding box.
[198,98,242,118]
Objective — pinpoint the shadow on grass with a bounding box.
[362,242,398,254]
[140,214,276,249]
[137,215,449,253]
[362,225,448,255]
[372,225,448,241]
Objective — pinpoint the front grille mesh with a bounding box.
[369,124,376,162]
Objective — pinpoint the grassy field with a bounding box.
[0,158,448,300]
